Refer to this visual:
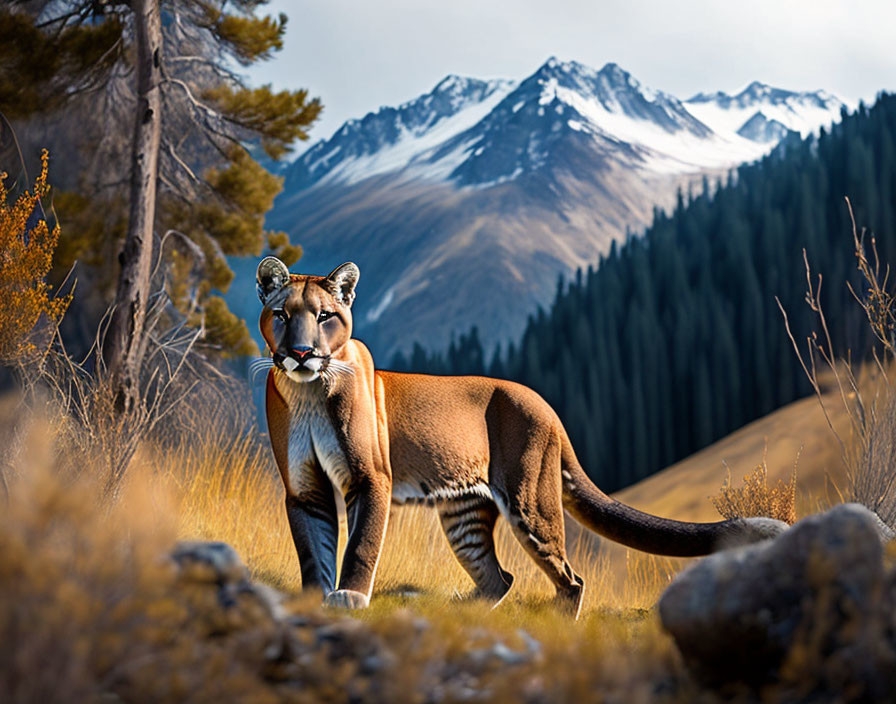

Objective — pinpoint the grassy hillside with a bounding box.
[615,383,849,523]
[0,377,845,611]
[0,361,865,703]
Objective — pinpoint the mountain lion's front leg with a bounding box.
[325,472,391,608]
[323,364,391,609]
[265,371,340,596]
[285,474,339,595]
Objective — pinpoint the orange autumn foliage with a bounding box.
[0,150,70,365]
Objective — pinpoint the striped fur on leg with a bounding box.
[438,496,514,604]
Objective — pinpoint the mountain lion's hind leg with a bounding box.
[438,496,514,605]
[508,511,584,618]
[499,426,585,618]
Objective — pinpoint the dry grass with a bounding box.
[779,200,896,527]
[711,454,798,525]
[161,431,299,591]
[0,351,875,704]
[5,399,890,703]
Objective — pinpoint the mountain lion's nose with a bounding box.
[292,346,314,360]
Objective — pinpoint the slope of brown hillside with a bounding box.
[612,388,850,522]
[590,387,852,591]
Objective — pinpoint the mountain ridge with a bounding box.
[287,60,844,192]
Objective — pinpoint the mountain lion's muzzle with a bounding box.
[274,347,328,374]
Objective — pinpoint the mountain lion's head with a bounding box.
[256,257,360,383]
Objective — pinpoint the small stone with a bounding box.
[171,540,248,583]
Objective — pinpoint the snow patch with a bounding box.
[548,83,768,173]
[471,166,523,190]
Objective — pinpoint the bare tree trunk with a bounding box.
[102,0,162,412]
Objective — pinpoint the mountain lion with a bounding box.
[256,256,787,618]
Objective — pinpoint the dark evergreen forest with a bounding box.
[389,94,896,492]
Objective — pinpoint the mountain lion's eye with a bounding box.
[317,311,334,323]
[273,309,288,321]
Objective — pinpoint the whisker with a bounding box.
[248,357,274,386]
[320,359,355,386]
[328,360,355,376]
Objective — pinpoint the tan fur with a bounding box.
[257,259,788,617]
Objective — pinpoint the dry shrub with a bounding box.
[780,199,896,527]
[711,459,798,525]
[0,149,70,366]
[850,388,896,525]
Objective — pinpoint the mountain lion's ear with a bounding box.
[326,262,360,306]
[256,256,290,304]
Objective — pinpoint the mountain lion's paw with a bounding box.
[324,589,370,609]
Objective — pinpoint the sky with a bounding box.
[246,0,896,154]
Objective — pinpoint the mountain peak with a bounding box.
[740,80,772,95]
[534,56,591,78]
[528,58,650,105]
[688,81,843,111]
[597,62,631,80]
[432,74,474,93]
[687,89,727,103]
[430,74,510,97]
[684,80,846,139]
[732,81,801,105]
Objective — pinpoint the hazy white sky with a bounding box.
[246,0,896,152]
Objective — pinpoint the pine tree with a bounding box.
[0,0,320,408]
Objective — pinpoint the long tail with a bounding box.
[559,438,787,556]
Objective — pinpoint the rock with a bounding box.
[467,629,542,669]
[171,540,249,583]
[170,540,286,621]
[659,503,890,686]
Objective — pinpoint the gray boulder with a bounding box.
[170,540,286,621]
[659,503,895,690]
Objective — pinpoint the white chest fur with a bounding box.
[274,375,352,494]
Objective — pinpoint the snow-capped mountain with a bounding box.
[440,59,771,182]
[686,81,845,143]
[232,59,847,361]
[287,62,843,193]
